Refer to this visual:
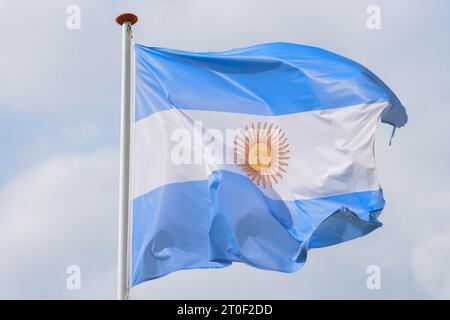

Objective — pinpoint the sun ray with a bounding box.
[256,174,262,186]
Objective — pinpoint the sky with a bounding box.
[0,0,449,299]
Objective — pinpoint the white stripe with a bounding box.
[132,102,387,200]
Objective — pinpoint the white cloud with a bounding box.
[0,149,118,299]
[410,234,450,299]
[0,0,120,111]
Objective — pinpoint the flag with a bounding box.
[131,42,407,286]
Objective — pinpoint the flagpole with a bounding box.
[116,13,138,300]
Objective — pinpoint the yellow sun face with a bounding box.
[248,143,272,171]
[233,122,289,188]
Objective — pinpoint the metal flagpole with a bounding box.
[116,13,138,300]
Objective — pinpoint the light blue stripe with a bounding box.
[135,42,407,127]
[131,170,384,286]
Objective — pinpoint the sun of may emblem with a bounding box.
[233,122,290,188]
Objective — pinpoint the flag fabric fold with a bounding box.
[131,42,407,286]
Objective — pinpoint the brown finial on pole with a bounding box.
[116,13,138,26]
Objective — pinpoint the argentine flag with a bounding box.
[131,42,407,286]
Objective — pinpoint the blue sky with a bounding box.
[0,0,449,299]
